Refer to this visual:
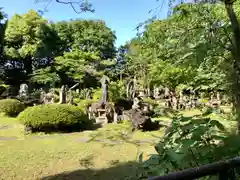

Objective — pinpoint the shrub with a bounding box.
[139,114,240,178]
[108,81,126,102]
[18,104,92,132]
[92,88,102,101]
[0,85,7,96]
[0,99,25,117]
[77,99,96,113]
[79,88,92,99]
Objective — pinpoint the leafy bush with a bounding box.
[108,80,126,102]
[18,104,91,132]
[0,85,7,96]
[78,88,92,99]
[77,99,96,113]
[0,99,25,117]
[92,88,102,101]
[139,112,240,178]
[29,89,42,99]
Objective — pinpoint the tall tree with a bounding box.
[0,8,7,66]
[163,0,240,132]
[3,10,59,86]
[31,19,116,88]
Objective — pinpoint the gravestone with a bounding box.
[43,92,54,104]
[139,91,145,97]
[154,87,160,99]
[40,88,46,104]
[59,85,67,104]
[132,97,141,109]
[19,83,28,99]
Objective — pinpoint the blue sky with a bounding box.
[1,0,168,47]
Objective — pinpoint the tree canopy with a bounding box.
[1,9,116,90]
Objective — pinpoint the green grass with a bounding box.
[0,116,164,180]
[0,107,236,180]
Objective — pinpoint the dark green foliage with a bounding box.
[201,106,214,116]
[0,99,25,117]
[18,104,92,132]
[139,112,240,178]
[77,99,96,112]
[0,85,6,96]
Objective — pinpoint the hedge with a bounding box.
[0,99,25,117]
[17,104,91,132]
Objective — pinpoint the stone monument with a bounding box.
[19,83,28,99]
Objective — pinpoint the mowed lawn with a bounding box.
[0,107,235,180]
[0,115,166,180]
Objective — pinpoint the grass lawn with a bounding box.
[0,115,165,180]
[0,107,235,180]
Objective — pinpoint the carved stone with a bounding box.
[43,92,54,104]
[59,85,67,104]
[19,83,28,99]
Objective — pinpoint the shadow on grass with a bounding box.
[29,123,102,134]
[40,161,145,180]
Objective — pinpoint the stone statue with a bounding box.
[59,85,67,104]
[19,83,28,99]
[99,75,109,106]
[139,91,145,97]
[43,89,54,104]
[164,87,170,99]
[132,97,141,109]
[40,88,46,104]
[154,87,160,99]
[126,80,135,100]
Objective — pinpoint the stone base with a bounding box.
[95,116,108,125]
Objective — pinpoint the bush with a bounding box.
[0,85,7,96]
[108,81,126,102]
[77,99,96,113]
[92,88,102,101]
[139,114,240,178]
[0,99,25,117]
[18,104,92,132]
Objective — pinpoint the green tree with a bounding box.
[31,19,116,88]
[3,10,59,86]
[163,0,240,132]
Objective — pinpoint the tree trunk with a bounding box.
[225,3,240,134]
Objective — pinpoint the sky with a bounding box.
[1,0,169,47]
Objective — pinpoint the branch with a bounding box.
[34,0,94,14]
[69,83,80,90]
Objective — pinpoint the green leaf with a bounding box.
[154,142,164,155]
[166,149,184,164]
[181,139,196,148]
[138,152,143,163]
[210,120,225,131]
